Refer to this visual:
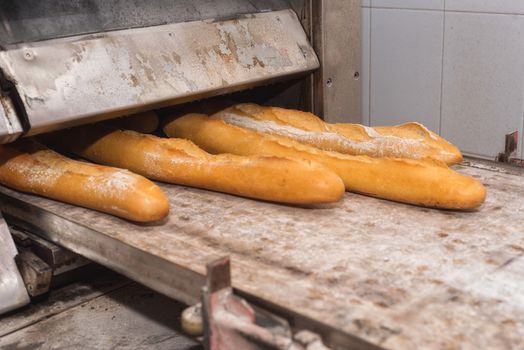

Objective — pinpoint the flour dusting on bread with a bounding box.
[5,158,62,191]
[217,104,461,164]
[0,139,169,222]
[216,112,445,159]
[85,170,139,198]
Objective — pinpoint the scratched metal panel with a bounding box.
[0,9,319,136]
[312,0,362,123]
[0,0,290,46]
[0,96,23,144]
[0,161,523,349]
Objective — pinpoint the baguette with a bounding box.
[164,113,486,209]
[214,103,463,165]
[0,139,169,222]
[107,111,159,133]
[49,125,345,205]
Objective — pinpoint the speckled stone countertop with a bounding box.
[1,160,523,349]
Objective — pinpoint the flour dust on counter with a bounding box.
[0,159,522,349]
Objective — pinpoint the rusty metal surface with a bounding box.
[0,161,523,349]
[0,214,29,314]
[202,256,330,350]
[0,9,319,137]
[15,250,52,297]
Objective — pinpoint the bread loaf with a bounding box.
[49,125,345,205]
[213,103,463,165]
[108,111,159,133]
[0,139,169,222]
[164,113,486,209]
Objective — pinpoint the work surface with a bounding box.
[1,160,523,349]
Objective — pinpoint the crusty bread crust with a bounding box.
[0,139,169,222]
[50,124,345,205]
[164,113,485,209]
[213,103,463,165]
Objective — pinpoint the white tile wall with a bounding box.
[372,0,444,10]
[361,7,371,125]
[446,0,524,15]
[362,0,524,159]
[440,13,524,159]
[369,8,443,132]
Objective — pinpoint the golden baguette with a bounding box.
[107,110,159,133]
[214,103,463,165]
[164,113,486,209]
[0,139,169,222]
[49,125,345,205]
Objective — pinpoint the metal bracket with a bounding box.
[9,225,92,295]
[200,257,330,350]
[10,226,91,276]
[497,131,518,163]
[495,131,524,167]
[15,250,52,297]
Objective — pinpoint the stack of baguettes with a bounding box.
[0,104,486,223]
[162,103,486,210]
[0,110,346,222]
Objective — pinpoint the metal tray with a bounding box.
[1,160,523,349]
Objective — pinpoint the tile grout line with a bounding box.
[368,6,524,16]
[368,1,373,126]
[438,0,446,136]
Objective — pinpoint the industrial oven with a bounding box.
[1,1,523,349]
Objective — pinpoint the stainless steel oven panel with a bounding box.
[0,9,319,139]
